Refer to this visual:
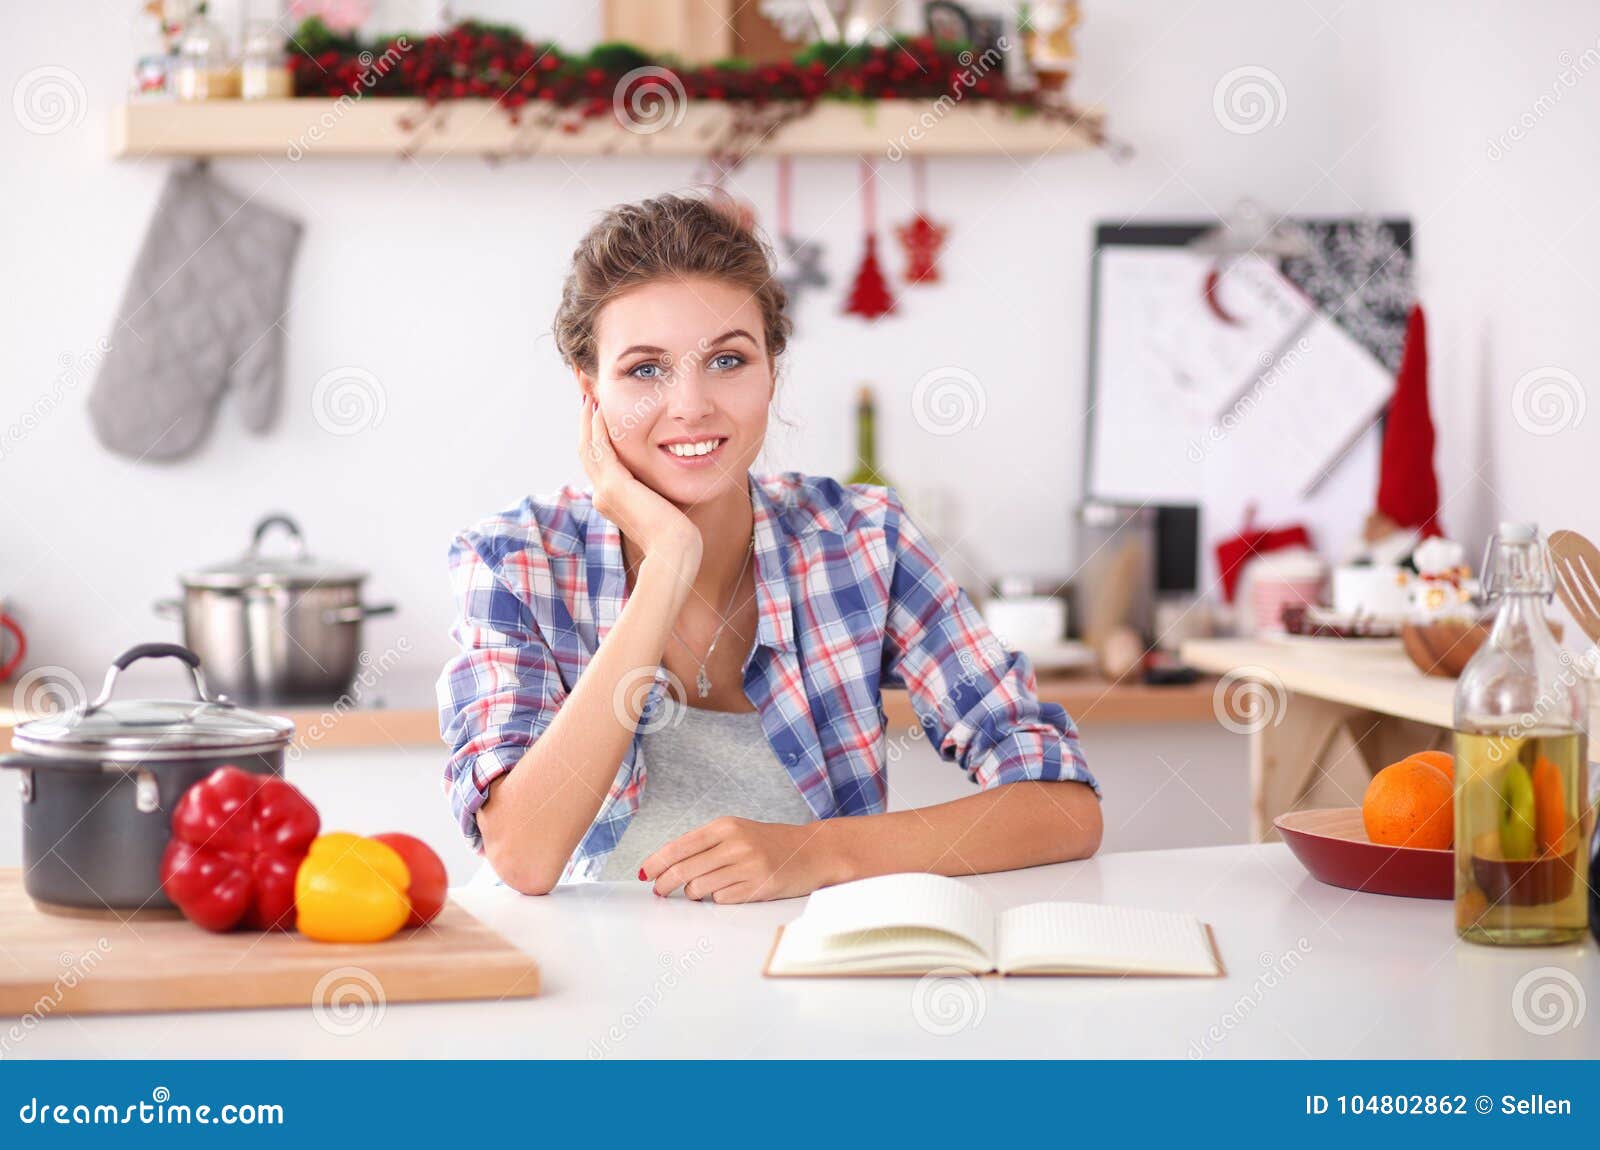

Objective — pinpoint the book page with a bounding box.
[774,873,995,972]
[995,902,1219,976]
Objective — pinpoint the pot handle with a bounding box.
[323,603,398,625]
[250,514,307,560]
[0,751,105,776]
[152,598,183,619]
[86,642,230,713]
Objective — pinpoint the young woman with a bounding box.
[437,192,1101,902]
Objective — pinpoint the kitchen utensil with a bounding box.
[154,513,396,705]
[1275,807,1451,899]
[0,642,294,916]
[0,869,539,1015]
[1549,529,1600,645]
[0,599,25,681]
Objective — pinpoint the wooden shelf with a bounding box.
[111,98,1103,159]
[0,674,1211,755]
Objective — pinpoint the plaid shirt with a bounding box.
[436,471,1098,884]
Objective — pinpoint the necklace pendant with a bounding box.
[695,666,712,699]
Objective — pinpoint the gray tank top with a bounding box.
[598,694,816,880]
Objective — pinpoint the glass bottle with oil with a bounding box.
[1453,523,1589,945]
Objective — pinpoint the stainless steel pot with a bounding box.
[154,514,396,705]
[0,643,294,915]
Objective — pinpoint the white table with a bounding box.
[9,844,1596,1059]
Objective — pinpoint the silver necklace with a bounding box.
[670,535,755,699]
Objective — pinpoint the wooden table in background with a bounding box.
[0,675,1220,755]
[1176,637,1589,841]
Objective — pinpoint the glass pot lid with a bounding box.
[179,513,365,591]
[12,643,294,762]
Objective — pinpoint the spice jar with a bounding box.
[174,5,239,100]
[241,21,293,99]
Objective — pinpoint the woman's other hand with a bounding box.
[639,817,837,903]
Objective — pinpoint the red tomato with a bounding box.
[371,833,448,927]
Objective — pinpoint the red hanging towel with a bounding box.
[1375,304,1442,538]
[1214,505,1315,602]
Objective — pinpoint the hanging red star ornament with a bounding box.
[896,214,949,284]
[843,159,896,321]
[894,157,949,284]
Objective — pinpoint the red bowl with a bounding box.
[1275,807,1453,900]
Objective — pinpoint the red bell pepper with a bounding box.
[160,765,320,932]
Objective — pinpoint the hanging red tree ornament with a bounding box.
[894,156,949,284]
[843,158,896,321]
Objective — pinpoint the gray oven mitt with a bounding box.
[88,165,302,461]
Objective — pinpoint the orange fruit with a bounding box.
[1408,749,1454,782]
[1362,757,1453,849]
[1530,756,1567,854]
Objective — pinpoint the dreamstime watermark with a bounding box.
[288,638,414,762]
[588,938,714,1057]
[612,665,689,734]
[885,39,1009,161]
[1511,365,1585,437]
[9,665,88,721]
[1481,647,1600,764]
[311,365,387,436]
[1487,41,1600,160]
[0,939,112,1058]
[1212,666,1288,736]
[1188,938,1312,1058]
[0,338,112,462]
[911,967,987,1036]
[13,65,86,135]
[606,338,722,443]
[911,366,987,437]
[1186,335,1312,463]
[613,66,687,135]
[1212,65,1287,135]
[311,966,387,1037]
[286,38,411,160]
[1511,966,1586,1037]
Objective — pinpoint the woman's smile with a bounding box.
[659,435,730,467]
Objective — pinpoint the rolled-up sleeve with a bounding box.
[436,531,568,851]
[879,490,1099,798]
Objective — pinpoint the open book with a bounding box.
[764,873,1223,978]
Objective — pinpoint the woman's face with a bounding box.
[585,275,774,508]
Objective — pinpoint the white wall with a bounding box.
[2,0,1373,700]
[1335,1,1600,568]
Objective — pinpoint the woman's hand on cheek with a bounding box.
[577,394,702,571]
[640,816,831,903]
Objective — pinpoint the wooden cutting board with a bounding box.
[0,869,539,1016]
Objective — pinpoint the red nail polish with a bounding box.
[637,867,647,881]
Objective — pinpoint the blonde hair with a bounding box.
[553,192,792,377]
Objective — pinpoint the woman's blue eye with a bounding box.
[628,363,661,380]
[710,352,745,370]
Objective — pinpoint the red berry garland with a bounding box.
[287,18,1095,132]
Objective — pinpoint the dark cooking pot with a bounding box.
[0,643,294,915]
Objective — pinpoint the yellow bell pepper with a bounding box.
[295,832,411,943]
